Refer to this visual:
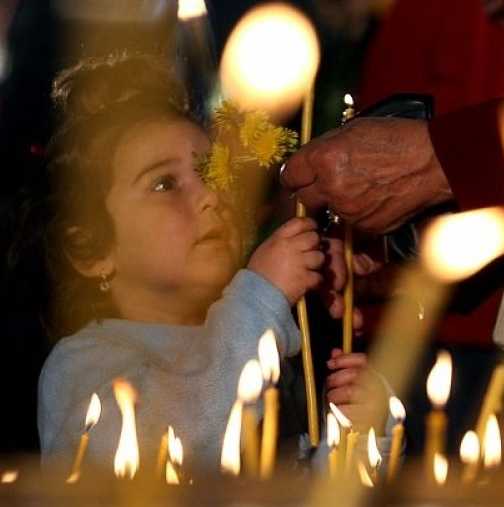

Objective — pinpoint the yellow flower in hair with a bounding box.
[214,101,241,132]
[239,111,270,148]
[205,143,233,191]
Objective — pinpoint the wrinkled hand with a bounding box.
[248,217,324,305]
[281,117,452,233]
[326,349,388,432]
[319,237,382,331]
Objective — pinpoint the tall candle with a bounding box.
[387,396,406,482]
[327,412,341,478]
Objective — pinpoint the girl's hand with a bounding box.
[326,348,387,432]
[247,217,325,305]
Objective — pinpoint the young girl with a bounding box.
[37,53,388,474]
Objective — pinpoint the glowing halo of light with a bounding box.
[220,2,320,118]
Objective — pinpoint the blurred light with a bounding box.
[357,462,374,488]
[389,396,406,423]
[426,351,452,409]
[1,471,18,484]
[85,393,101,432]
[434,453,448,485]
[483,414,501,469]
[367,427,382,470]
[220,2,320,119]
[237,360,263,404]
[326,412,340,448]
[221,401,242,476]
[178,0,207,20]
[460,430,480,466]
[422,208,504,282]
[329,402,352,429]
[344,93,354,107]
[258,329,280,385]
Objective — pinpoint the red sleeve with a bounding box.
[428,99,504,211]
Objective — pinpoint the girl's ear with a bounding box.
[64,226,115,279]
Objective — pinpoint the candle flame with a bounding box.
[177,0,207,20]
[166,461,180,485]
[327,412,341,448]
[168,426,184,466]
[389,396,406,422]
[357,462,374,488]
[237,359,263,403]
[483,414,501,469]
[85,393,101,432]
[426,350,452,409]
[1,471,18,484]
[344,93,354,107]
[258,329,280,384]
[460,430,480,465]
[422,207,504,282]
[434,453,448,485]
[113,379,140,479]
[367,427,382,470]
[329,402,352,429]
[220,3,320,118]
[221,401,242,475]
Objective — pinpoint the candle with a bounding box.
[460,430,480,484]
[345,430,360,476]
[476,365,504,445]
[221,401,243,476]
[341,93,355,354]
[327,412,341,478]
[425,351,452,481]
[177,0,207,20]
[67,393,101,483]
[237,359,263,477]
[113,379,140,479]
[357,461,374,488]
[367,427,382,484]
[434,452,448,486]
[156,431,169,479]
[258,330,281,479]
[329,403,352,474]
[387,396,406,482]
[166,426,184,485]
[482,414,501,472]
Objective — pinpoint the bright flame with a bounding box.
[85,393,102,431]
[329,403,352,429]
[367,427,382,470]
[166,461,180,485]
[483,414,501,469]
[460,430,480,465]
[221,401,242,475]
[327,412,341,448]
[1,471,18,484]
[168,426,184,466]
[422,207,504,282]
[389,396,406,423]
[113,379,140,479]
[434,453,448,485]
[426,351,452,409]
[258,329,280,384]
[178,0,207,20]
[344,93,354,107]
[237,359,263,404]
[220,3,320,118]
[357,462,374,488]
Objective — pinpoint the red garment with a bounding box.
[358,0,504,346]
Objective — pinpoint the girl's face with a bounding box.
[103,117,241,324]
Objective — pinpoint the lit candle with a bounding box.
[434,453,448,486]
[341,93,355,354]
[357,461,374,488]
[237,359,263,477]
[345,429,360,476]
[329,403,352,474]
[113,379,140,479]
[67,393,101,483]
[258,329,281,479]
[177,0,207,20]
[156,430,169,479]
[166,426,184,485]
[475,365,504,445]
[220,2,321,448]
[425,351,452,481]
[387,396,406,482]
[482,414,501,473]
[460,430,480,484]
[221,401,243,476]
[327,412,341,478]
[368,427,382,484]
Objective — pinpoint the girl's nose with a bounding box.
[195,179,220,213]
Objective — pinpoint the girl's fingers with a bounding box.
[326,352,367,370]
[326,368,360,388]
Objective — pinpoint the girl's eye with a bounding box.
[152,175,177,192]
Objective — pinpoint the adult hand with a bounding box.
[281,117,453,233]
